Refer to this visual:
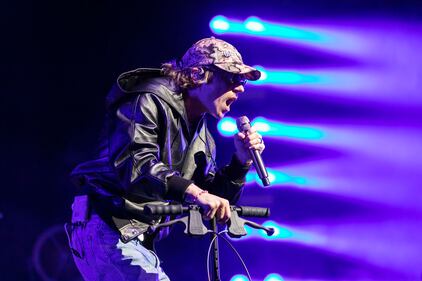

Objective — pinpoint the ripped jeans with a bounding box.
[64,214,170,281]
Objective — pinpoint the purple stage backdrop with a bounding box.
[1,1,422,281]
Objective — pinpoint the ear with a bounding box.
[190,67,205,80]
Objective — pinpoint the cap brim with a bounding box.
[214,63,261,81]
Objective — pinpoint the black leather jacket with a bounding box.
[71,68,250,209]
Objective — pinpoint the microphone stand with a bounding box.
[211,217,221,281]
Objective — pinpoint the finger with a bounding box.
[244,140,263,149]
[223,201,231,221]
[248,143,265,151]
[244,132,261,143]
[202,206,212,220]
[252,137,263,145]
[236,132,246,139]
[242,127,256,138]
[217,205,230,224]
[217,206,225,221]
[208,201,220,219]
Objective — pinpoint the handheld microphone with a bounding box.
[236,116,270,186]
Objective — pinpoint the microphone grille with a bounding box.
[236,116,251,132]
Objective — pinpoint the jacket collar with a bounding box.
[109,68,188,121]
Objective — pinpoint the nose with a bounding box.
[233,84,245,94]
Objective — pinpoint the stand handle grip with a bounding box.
[237,206,270,217]
[144,204,186,215]
[143,204,270,218]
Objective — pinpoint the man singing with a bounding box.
[66,37,265,280]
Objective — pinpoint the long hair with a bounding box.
[161,59,214,90]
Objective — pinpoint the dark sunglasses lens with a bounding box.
[232,75,247,86]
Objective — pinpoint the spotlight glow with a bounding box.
[209,15,323,42]
[263,221,294,240]
[263,273,285,281]
[251,117,324,140]
[209,15,371,55]
[210,15,230,33]
[230,275,249,281]
[232,220,319,244]
[245,17,265,32]
[240,221,294,241]
[245,168,307,187]
[217,117,238,136]
[251,66,324,86]
[230,273,285,281]
[217,117,323,141]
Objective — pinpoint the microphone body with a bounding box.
[236,116,270,186]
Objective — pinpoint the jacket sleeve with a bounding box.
[110,93,193,202]
[201,154,251,204]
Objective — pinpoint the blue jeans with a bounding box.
[65,214,170,281]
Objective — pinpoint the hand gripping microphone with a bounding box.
[236,116,270,186]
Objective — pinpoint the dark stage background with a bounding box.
[1,1,422,281]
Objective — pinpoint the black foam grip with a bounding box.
[239,206,270,217]
[144,204,184,215]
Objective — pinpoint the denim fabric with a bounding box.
[65,214,170,281]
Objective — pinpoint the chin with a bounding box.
[217,111,227,119]
[210,109,224,119]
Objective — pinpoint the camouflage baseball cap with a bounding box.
[180,37,261,81]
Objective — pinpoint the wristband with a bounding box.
[186,189,208,204]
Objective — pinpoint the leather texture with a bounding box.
[71,68,248,206]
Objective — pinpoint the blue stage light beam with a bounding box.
[233,220,319,243]
[209,16,369,56]
[251,66,325,86]
[251,117,324,140]
[217,117,324,141]
[245,168,307,187]
[210,15,324,42]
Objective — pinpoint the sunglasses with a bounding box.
[226,73,248,86]
[205,66,248,86]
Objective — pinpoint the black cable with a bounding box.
[206,230,252,281]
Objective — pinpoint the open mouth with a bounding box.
[226,97,237,107]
